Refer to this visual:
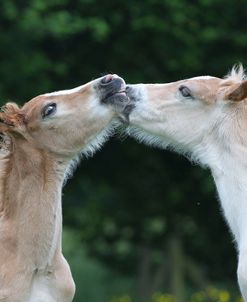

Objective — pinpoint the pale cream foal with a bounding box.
[125,66,247,300]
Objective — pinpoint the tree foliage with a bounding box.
[0,0,246,301]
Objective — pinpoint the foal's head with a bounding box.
[125,66,247,166]
[0,74,130,159]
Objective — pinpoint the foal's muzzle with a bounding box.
[99,74,127,104]
[96,74,135,122]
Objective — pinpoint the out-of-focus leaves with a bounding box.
[0,0,245,299]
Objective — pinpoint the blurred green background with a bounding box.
[1,1,247,301]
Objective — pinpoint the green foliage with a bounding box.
[63,228,135,302]
[63,228,241,302]
[1,0,247,300]
[112,288,242,302]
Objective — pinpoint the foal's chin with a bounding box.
[106,93,136,123]
[81,93,133,157]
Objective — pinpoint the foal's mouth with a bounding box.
[125,85,142,103]
[102,89,135,123]
[97,74,136,122]
[102,89,127,103]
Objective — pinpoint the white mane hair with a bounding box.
[225,64,246,82]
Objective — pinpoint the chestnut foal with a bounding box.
[0,74,130,302]
[125,66,247,300]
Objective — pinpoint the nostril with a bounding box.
[101,74,117,85]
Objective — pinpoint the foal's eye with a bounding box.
[179,85,193,98]
[42,103,57,119]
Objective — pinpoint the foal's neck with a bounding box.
[1,140,67,268]
[211,148,247,247]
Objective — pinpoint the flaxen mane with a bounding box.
[225,64,246,82]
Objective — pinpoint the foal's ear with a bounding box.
[225,80,247,102]
[0,103,25,131]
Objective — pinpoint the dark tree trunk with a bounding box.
[169,237,186,302]
[137,245,152,302]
